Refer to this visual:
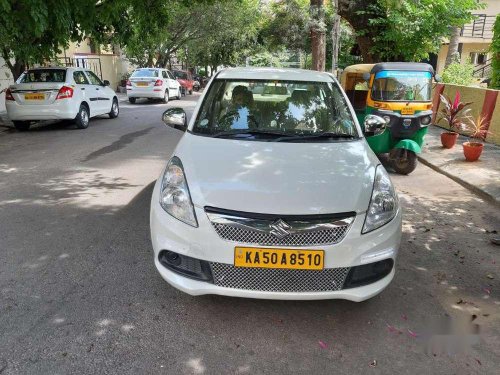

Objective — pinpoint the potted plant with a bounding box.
[437,91,472,148]
[462,115,491,161]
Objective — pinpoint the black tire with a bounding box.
[128,97,136,104]
[163,90,169,103]
[13,121,31,131]
[74,104,90,129]
[188,89,193,95]
[109,98,119,118]
[176,88,182,100]
[391,149,417,175]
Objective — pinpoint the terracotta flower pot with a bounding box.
[463,142,484,162]
[441,132,459,149]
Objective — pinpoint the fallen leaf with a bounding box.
[471,314,477,321]
[369,360,377,367]
[318,340,328,349]
[483,288,491,295]
[457,299,464,304]
[407,329,419,338]
[475,358,482,366]
[401,314,408,321]
[486,274,494,280]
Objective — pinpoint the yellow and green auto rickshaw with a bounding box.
[341,62,437,174]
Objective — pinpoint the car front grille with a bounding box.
[210,263,350,293]
[205,207,355,247]
[211,223,351,246]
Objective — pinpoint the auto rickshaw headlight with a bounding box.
[382,115,391,124]
[362,165,398,234]
[420,115,431,126]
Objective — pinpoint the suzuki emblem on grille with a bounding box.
[269,219,292,239]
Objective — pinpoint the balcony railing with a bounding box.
[460,14,495,39]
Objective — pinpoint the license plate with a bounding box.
[24,93,45,100]
[401,107,414,115]
[136,82,148,87]
[234,247,324,270]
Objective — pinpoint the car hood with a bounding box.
[174,134,379,215]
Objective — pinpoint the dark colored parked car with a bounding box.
[173,70,194,95]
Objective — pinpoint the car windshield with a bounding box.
[174,71,188,80]
[131,69,158,78]
[18,69,66,83]
[371,71,432,101]
[192,79,358,141]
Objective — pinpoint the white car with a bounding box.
[5,67,119,131]
[126,68,181,104]
[150,67,402,301]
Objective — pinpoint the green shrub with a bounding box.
[442,60,475,86]
[490,15,500,89]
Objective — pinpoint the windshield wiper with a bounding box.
[212,129,293,139]
[275,132,358,142]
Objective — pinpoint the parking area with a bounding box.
[0,93,499,374]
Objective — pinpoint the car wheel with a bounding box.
[391,149,417,175]
[129,97,136,104]
[109,98,119,118]
[177,88,182,100]
[74,104,90,129]
[188,89,193,95]
[13,121,30,131]
[163,90,169,103]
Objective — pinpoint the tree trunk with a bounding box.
[1,50,26,81]
[445,26,461,68]
[330,0,340,73]
[310,0,326,71]
[356,36,376,63]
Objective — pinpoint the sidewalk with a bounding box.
[419,125,500,205]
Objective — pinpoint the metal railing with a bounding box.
[473,58,492,78]
[460,14,495,39]
[55,57,103,79]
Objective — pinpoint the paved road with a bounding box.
[0,94,498,374]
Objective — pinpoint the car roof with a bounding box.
[216,67,334,82]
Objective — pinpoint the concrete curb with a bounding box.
[417,155,500,207]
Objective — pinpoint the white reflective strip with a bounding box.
[360,248,395,264]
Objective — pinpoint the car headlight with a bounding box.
[362,165,398,234]
[420,115,431,126]
[159,156,198,227]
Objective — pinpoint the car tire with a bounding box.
[163,90,169,103]
[13,121,30,131]
[128,97,136,104]
[391,149,417,175]
[177,88,182,100]
[74,104,90,129]
[188,89,193,95]
[109,98,119,118]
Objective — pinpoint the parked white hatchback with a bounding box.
[126,68,181,104]
[150,67,402,301]
[6,67,119,131]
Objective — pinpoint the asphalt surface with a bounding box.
[0,93,499,374]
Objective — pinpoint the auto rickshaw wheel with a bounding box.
[390,149,417,175]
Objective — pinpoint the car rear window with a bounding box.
[173,71,188,80]
[18,69,66,83]
[131,69,159,78]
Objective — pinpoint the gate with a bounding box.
[56,57,103,80]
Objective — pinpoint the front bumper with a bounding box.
[150,180,402,301]
[6,100,78,121]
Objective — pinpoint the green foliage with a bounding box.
[491,15,500,89]
[365,0,481,61]
[441,60,475,86]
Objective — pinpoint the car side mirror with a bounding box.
[364,115,387,135]
[102,80,110,86]
[434,74,442,83]
[162,108,187,131]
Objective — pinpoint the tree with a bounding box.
[310,0,326,71]
[491,15,500,89]
[338,0,480,62]
[445,27,462,68]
